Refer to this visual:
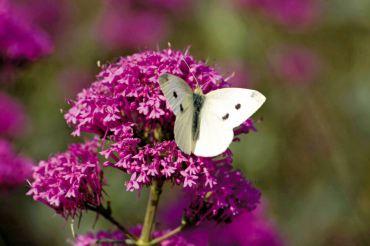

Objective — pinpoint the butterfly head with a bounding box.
[194,84,203,95]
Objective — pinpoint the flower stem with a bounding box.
[137,180,162,245]
[149,224,186,245]
[85,203,138,241]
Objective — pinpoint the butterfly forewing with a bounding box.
[203,88,266,128]
[159,74,193,115]
[174,96,194,154]
[193,88,265,157]
[159,73,194,154]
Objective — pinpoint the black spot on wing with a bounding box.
[222,113,229,120]
[235,103,241,110]
[180,104,184,112]
[173,91,178,98]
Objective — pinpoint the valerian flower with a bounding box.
[63,48,260,222]
[0,139,33,190]
[184,153,261,224]
[64,49,229,190]
[27,138,102,218]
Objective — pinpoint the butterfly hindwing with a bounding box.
[193,111,234,157]
[159,74,193,115]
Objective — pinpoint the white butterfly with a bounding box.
[159,74,266,157]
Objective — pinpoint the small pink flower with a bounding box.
[27,138,103,218]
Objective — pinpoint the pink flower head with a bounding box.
[27,138,103,218]
[184,153,261,224]
[0,139,33,190]
[64,48,260,221]
[64,49,241,190]
[0,0,53,62]
[270,46,320,84]
[73,227,193,246]
[0,92,27,136]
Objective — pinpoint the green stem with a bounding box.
[137,180,162,245]
[86,204,138,241]
[149,224,186,245]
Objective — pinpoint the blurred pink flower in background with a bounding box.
[270,46,320,84]
[0,139,33,190]
[96,0,193,50]
[188,208,284,246]
[0,92,27,136]
[11,0,70,40]
[237,0,319,29]
[220,61,253,88]
[149,0,193,11]
[162,198,284,246]
[0,0,53,62]
[97,0,168,49]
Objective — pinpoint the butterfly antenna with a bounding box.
[181,56,201,91]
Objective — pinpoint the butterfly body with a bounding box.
[191,91,205,142]
[159,73,266,157]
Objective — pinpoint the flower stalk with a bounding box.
[85,203,137,241]
[138,180,163,245]
[149,223,186,245]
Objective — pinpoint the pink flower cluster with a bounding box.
[185,152,261,223]
[0,139,33,189]
[27,139,103,217]
[30,48,260,222]
[64,49,233,191]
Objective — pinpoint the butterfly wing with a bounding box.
[193,88,266,157]
[159,74,193,115]
[193,111,234,157]
[159,74,194,154]
[174,96,194,154]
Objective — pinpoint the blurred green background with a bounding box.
[1,0,369,245]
